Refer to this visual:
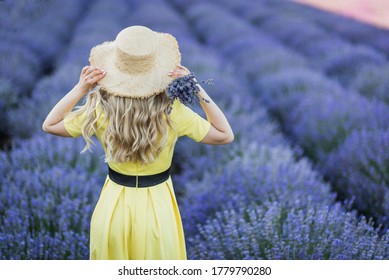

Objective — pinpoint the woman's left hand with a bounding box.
[168,64,190,78]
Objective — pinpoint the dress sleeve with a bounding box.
[171,100,211,142]
[63,110,87,138]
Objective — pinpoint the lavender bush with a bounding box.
[350,64,389,105]
[0,0,90,97]
[252,69,341,123]
[0,42,42,97]
[182,0,389,234]
[128,2,192,36]
[233,1,388,88]
[186,3,257,49]
[181,144,335,237]
[259,16,333,54]
[222,38,307,82]
[8,0,133,139]
[0,167,101,259]
[0,0,93,148]
[173,100,290,202]
[297,3,389,58]
[289,92,389,161]
[0,135,105,259]
[189,200,389,260]
[8,65,81,139]
[167,0,205,12]
[17,0,89,64]
[322,45,387,86]
[323,129,389,227]
[252,0,389,58]
[0,135,105,177]
[0,78,17,109]
[210,0,253,14]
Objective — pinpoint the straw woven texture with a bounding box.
[89,26,181,98]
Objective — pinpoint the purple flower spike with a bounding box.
[166,73,210,111]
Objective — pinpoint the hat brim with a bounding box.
[89,32,181,99]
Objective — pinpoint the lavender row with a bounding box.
[275,2,389,107]
[207,0,389,227]
[0,0,91,148]
[263,0,389,59]
[7,0,133,139]
[209,0,388,158]
[179,0,389,238]
[224,0,389,59]
[166,0,389,259]
[0,0,134,259]
[259,16,385,87]
[216,0,389,108]
[203,1,389,225]
[0,0,90,106]
[0,136,105,259]
[189,200,389,260]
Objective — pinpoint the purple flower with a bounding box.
[322,45,386,86]
[288,91,389,161]
[351,64,389,105]
[188,201,389,260]
[166,73,209,109]
[323,128,389,226]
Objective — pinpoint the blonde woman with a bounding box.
[42,26,233,260]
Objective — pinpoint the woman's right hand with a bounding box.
[77,66,106,93]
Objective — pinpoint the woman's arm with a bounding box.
[169,65,234,145]
[42,66,106,137]
[197,85,234,145]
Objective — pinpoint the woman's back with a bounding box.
[64,98,210,175]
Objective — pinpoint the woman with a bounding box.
[42,25,233,260]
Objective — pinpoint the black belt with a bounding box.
[108,166,170,188]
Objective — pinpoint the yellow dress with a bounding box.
[64,99,211,260]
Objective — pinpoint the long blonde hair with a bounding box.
[67,88,173,164]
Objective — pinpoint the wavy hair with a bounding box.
[66,88,173,164]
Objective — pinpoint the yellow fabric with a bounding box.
[64,99,210,260]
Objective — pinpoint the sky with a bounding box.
[294,0,389,29]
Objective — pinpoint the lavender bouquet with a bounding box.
[166,73,210,109]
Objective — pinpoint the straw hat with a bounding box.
[89,25,181,99]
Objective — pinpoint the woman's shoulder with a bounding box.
[168,99,196,124]
[169,99,195,118]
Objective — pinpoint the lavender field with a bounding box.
[1,0,389,259]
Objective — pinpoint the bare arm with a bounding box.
[169,65,234,145]
[42,66,106,137]
[197,85,234,145]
